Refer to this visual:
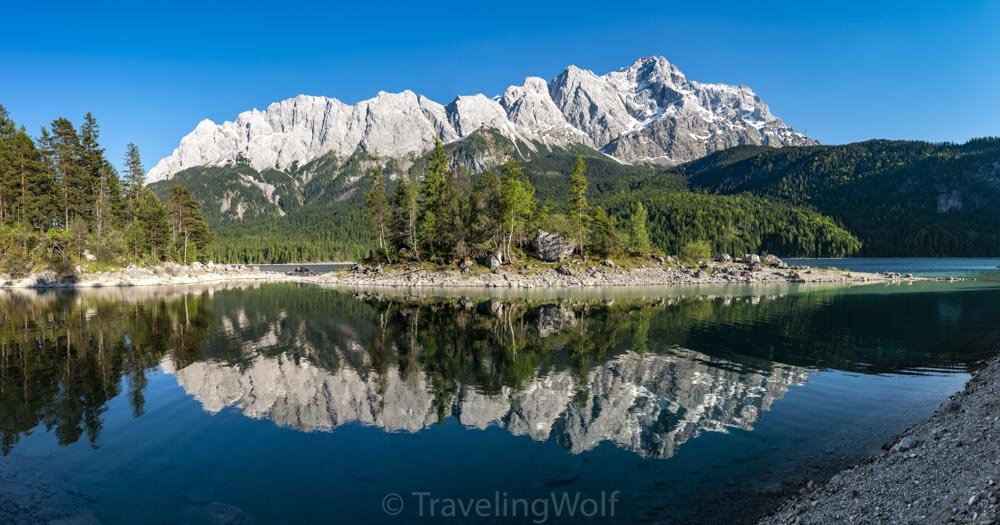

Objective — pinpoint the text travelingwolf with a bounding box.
[382,491,621,522]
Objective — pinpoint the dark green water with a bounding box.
[2,281,999,524]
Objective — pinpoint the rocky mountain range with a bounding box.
[147,56,814,184]
[163,347,804,459]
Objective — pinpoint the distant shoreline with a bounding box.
[0,259,938,290]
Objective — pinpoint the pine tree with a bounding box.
[628,202,652,254]
[166,183,212,264]
[364,163,392,263]
[468,169,503,258]
[80,113,119,236]
[589,207,624,258]
[0,105,16,223]
[418,139,457,261]
[11,129,55,229]
[42,118,85,229]
[568,156,590,254]
[132,189,171,261]
[391,172,419,260]
[122,143,145,217]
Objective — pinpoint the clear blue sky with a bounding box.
[3,0,998,170]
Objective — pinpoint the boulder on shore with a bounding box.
[484,254,502,273]
[532,230,576,262]
[762,254,788,268]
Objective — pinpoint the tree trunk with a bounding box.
[379,219,392,264]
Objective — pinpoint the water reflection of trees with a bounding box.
[3,283,997,456]
[0,290,212,454]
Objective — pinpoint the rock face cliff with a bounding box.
[163,348,805,458]
[148,56,813,184]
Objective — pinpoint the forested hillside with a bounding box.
[153,129,1000,263]
[197,139,860,263]
[685,139,1000,256]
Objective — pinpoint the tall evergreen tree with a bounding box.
[589,207,624,258]
[418,139,458,261]
[166,183,212,264]
[391,172,419,260]
[468,169,504,258]
[122,143,145,216]
[79,113,121,236]
[129,189,171,262]
[628,202,652,254]
[567,156,590,254]
[10,129,55,229]
[364,163,392,263]
[41,118,85,229]
[0,105,17,223]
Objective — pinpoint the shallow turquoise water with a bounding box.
[2,279,999,524]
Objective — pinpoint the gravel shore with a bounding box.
[0,258,920,289]
[758,356,1000,525]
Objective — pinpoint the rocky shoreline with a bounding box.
[758,356,1000,525]
[0,257,928,290]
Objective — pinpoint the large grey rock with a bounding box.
[763,254,788,268]
[533,230,576,262]
[486,254,502,273]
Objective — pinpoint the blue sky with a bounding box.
[3,0,998,170]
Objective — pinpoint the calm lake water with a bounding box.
[3,278,1000,524]
[786,257,1000,278]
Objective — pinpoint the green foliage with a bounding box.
[679,240,712,264]
[498,162,536,262]
[0,106,215,273]
[390,172,419,259]
[364,164,392,263]
[150,125,1000,263]
[628,202,652,254]
[589,207,625,258]
[417,139,465,262]
[567,156,590,253]
[167,183,213,264]
[685,139,1000,256]
[604,191,861,257]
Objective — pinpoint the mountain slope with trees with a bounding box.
[200,135,860,263]
[685,138,1000,256]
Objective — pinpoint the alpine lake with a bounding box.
[2,259,1000,524]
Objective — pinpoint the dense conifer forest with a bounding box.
[0,105,212,275]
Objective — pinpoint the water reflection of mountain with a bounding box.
[165,349,804,458]
[3,282,999,456]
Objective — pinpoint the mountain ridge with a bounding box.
[147,56,814,183]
